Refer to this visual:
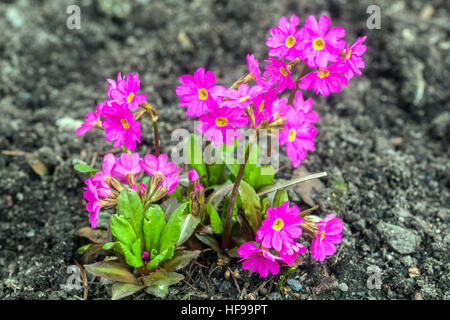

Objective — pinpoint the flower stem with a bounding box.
[153,119,160,157]
[288,63,307,105]
[221,145,249,250]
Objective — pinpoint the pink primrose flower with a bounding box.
[76,102,105,136]
[83,179,101,229]
[311,214,344,262]
[140,153,182,180]
[342,36,367,80]
[298,15,346,68]
[298,62,348,96]
[108,73,147,111]
[266,14,303,60]
[176,67,221,117]
[278,108,317,168]
[238,242,281,278]
[256,201,304,252]
[111,153,142,183]
[102,103,141,150]
[263,57,296,93]
[197,105,249,147]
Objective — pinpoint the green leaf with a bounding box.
[158,203,188,253]
[160,197,181,221]
[77,243,93,255]
[254,165,275,190]
[119,241,144,268]
[237,180,262,232]
[84,261,138,284]
[102,242,116,250]
[116,188,144,242]
[110,214,137,248]
[243,143,259,181]
[195,233,221,254]
[143,205,166,253]
[257,172,328,197]
[206,184,233,208]
[147,246,174,270]
[208,163,224,186]
[207,204,223,234]
[177,214,201,246]
[162,250,201,272]
[74,163,97,173]
[273,189,289,208]
[142,269,184,299]
[185,134,207,179]
[111,283,146,300]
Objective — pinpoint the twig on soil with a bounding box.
[228,267,241,296]
[1,150,29,156]
[74,260,88,300]
[182,279,207,298]
[97,148,121,155]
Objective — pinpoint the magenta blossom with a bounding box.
[111,153,142,183]
[102,103,141,150]
[197,105,248,147]
[141,153,182,180]
[292,91,319,123]
[251,89,278,127]
[311,214,344,262]
[238,242,281,278]
[220,84,264,109]
[91,153,116,196]
[272,97,290,120]
[278,108,317,168]
[280,242,307,264]
[298,62,348,96]
[263,58,296,93]
[188,169,199,181]
[342,36,367,80]
[256,201,304,252]
[298,15,346,68]
[176,67,221,117]
[83,179,101,229]
[246,54,269,88]
[107,73,147,111]
[160,176,181,194]
[106,72,124,98]
[76,102,105,136]
[266,14,303,61]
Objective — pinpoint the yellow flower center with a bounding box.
[289,129,296,142]
[319,231,325,241]
[127,92,134,103]
[239,96,250,102]
[317,69,330,78]
[313,38,325,50]
[259,101,265,112]
[272,218,284,231]
[285,35,296,48]
[198,88,208,100]
[215,117,228,127]
[346,49,352,59]
[280,67,288,77]
[121,118,130,129]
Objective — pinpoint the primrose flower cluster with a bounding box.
[77,74,184,228]
[238,202,344,277]
[176,14,366,167]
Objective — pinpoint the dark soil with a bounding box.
[0,0,448,300]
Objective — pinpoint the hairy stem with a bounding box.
[221,146,249,250]
[288,63,307,105]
